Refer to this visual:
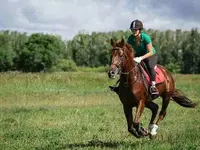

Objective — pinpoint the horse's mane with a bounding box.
[111,39,135,57]
[124,42,135,57]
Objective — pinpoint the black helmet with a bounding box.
[130,19,143,30]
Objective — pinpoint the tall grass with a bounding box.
[0,72,199,150]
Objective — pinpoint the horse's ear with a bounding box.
[121,38,125,45]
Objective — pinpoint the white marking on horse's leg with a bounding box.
[148,124,158,136]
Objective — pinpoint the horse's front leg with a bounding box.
[133,100,149,137]
[123,105,141,138]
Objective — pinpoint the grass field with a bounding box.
[0,72,199,150]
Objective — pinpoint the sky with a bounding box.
[0,0,200,40]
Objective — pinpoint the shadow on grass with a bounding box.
[0,106,60,114]
[67,139,121,149]
[36,138,141,150]
[54,139,139,149]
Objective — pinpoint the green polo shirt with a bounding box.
[127,32,156,57]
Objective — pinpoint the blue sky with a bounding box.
[0,0,200,40]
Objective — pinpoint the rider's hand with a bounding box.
[134,57,143,63]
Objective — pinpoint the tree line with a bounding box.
[0,28,200,73]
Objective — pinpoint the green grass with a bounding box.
[0,72,199,150]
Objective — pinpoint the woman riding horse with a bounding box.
[108,38,197,138]
[109,19,159,96]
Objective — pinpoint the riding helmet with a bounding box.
[130,19,143,30]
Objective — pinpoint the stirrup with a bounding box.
[150,86,159,95]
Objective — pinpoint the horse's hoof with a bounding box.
[136,123,149,137]
[148,124,158,136]
[139,127,150,137]
[129,128,142,138]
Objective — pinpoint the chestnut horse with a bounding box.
[108,39,197,138]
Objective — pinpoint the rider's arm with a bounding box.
[141,43,154,60]
[141,34,155,60]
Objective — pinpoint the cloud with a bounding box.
[0,0,199,40]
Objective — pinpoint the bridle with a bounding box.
[111,47,138,75]
[110,47,139,87]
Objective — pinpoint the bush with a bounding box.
[78,66,108,72]
[53,59,77,72]
[165,62,181,73]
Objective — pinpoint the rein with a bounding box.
[120,63,138,75]
[120,63,139,88]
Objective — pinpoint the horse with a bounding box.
[107,38,197,138]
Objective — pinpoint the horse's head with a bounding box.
[108,38,134,79]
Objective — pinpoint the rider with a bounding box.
[109,19,159,96]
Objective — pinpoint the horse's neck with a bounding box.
[122,57,135,72]
[120,58,141,84]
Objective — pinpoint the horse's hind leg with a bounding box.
[146,102,159,136]
[156,94,171,124]
[146,102,159,124]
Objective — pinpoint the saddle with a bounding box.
[139,63,165,85]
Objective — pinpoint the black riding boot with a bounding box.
[150,81,159,96]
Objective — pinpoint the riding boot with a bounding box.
[150,81,159,96]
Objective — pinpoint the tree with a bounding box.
[181,28,200,73]
[18,33,66,72]
[0,31,16,71]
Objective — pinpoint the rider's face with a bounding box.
[131,29,140,36]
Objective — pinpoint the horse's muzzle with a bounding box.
[108,67,120,79]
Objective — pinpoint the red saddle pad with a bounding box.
[142,65,165,85]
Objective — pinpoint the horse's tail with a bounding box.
[171,89,197,108]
